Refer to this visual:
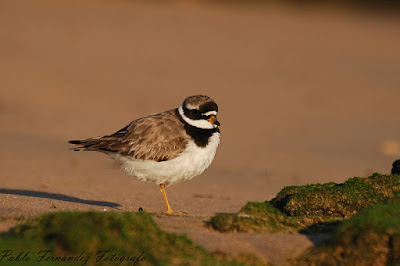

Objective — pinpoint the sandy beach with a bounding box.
[1,0,400,263]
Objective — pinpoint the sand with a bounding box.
[0,0,399,263]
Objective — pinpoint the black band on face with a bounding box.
[183,101,218,121]
[199,101,218,113]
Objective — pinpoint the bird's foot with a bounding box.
[164,209,187,215]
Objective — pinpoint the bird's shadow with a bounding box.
[0,188,120,208]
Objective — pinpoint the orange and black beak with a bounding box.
[207,115,220,126]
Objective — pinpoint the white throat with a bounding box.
[178,105,216,129]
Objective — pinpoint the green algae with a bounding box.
[295,201,400,265]
[0,212,251,266]
[211,173,400,234]
[271,173,400,218]
[211,202,301,233]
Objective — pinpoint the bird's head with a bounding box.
[178,95,220,129]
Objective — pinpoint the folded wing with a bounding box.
[69,110,188,162]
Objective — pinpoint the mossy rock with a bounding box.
[271,173,400,218]
[392,159,400,175]
[210,201,342,234]
[211,173,400,234]
[210,202,301,233]
[295,201,400,265]
[1,212,250,266]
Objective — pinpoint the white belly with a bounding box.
[110,132,220,186]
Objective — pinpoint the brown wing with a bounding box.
[69,109,188,162]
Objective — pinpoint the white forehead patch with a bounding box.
[185,103,197,110]
[202,111,217,116]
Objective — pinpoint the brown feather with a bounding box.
[70,109,188,162]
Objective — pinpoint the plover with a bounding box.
[69,95,220,214]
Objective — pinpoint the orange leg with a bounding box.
[160,184,174,214]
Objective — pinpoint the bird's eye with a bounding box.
[192,110,201,116]
[186,109,202,119]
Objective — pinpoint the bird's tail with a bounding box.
[68,137,118,153]
[68,139,97,151]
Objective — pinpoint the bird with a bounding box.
[69,95,221,214]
